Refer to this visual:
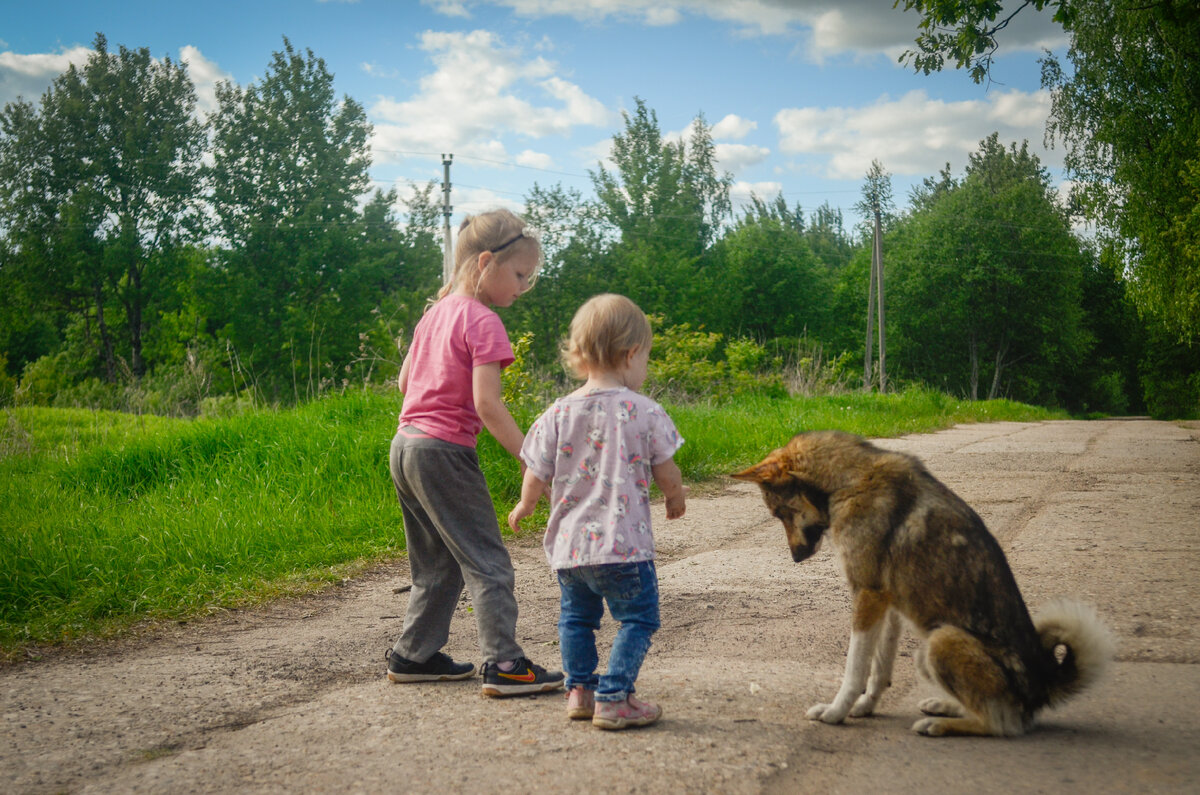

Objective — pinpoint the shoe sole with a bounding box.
[567,707,594,720]
[387,666,477,683]
[592,707,663,730]
[480,681,565,697]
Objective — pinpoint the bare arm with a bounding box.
[397,352,412,393]
[651,458,687,519]
[472,361,524,460]
[507,469,548,534]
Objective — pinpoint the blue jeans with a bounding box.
[556,561,660,703]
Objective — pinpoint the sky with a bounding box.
[0,0,1070,232]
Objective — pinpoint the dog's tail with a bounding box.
[1034,599,1116,708]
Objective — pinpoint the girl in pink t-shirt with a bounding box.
[385,208,564,697]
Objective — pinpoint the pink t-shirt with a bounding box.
[398,294,514,448]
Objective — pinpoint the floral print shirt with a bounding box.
[520,387,684,570]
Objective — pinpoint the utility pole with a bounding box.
[441,153,453,285]
[874,208,887,393]
[863,232,876,391]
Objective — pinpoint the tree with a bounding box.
[897,0,1200,339]
[852,159,898,238]
[704,196,834,341]
[854,160,896,390]
[0,34,205,380]
[207,38,373,400]
[886,134,1089,403]
[502,183,614,366]
[589,98,732,323]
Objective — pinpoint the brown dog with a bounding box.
[732,430,1114,736]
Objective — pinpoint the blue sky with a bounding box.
[1,0,1068,231]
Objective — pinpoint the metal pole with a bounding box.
[441,154,453,285]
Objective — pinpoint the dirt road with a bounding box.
[3,419,1198,793]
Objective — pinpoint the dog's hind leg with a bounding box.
[911,626,1025,737]
[809,589,890,725]
[850,608,901,717]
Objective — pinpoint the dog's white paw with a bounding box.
[849,694,877,717]
[912,717,950,736]
[918,697,963,717]
[806,703,848,724]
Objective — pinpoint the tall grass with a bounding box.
[1,392,405,654]
[668,387,1062,481]
[0,386,1063,658]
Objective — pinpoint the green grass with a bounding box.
[0,392,406,655]
[667,387,1064,481]
[0,386,1063,658]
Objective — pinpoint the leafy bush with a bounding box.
[502,331,556,417]
[0,354,15,407]
[779,337,856,396]
[15,351,80,406]
[646,317,784,402]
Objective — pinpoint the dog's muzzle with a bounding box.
[790,524,827,562]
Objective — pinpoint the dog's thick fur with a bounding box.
[732,430,1114,737]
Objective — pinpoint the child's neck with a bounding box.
[575,371,629,395]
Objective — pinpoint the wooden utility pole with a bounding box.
[441,153,453,285]
[863,230,876,390]
[874,209,887,393]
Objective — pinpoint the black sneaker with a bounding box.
[386,649,476,683]
[480,657,565,697]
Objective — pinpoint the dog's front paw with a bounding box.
[806,703,848,724]
[849,694,877,718]
[912,717,950,736]
[918,697,964,717]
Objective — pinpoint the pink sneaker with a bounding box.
[566,687,595,720]
[592,695,662,730]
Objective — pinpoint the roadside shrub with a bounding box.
[0,354,15,407]
[647,317,724,401]
[723,338,786,398]
[781,337,855,396]
[647,318,787,402]
[502,331,555,418]
[15,351,79,406]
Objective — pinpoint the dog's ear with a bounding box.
[730,454,788,484]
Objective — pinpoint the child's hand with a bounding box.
[507,502,533,535]
[508,471,548,535]
[665,486,688,519]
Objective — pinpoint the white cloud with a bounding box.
[362,62,402,79]
[578,137,615,171]
[0,46,92,106]
[179,46,232,118]
[774,88,1057,181]
[712,113,757,140]
[368,29,612,167]
[456,183,526,216]
[716,142,770,174]
[731,179,784,203]
[423,1,1067,61]
[516,149,555,169]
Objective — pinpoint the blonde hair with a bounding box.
[563,294,653,380]
[437,208,542,300]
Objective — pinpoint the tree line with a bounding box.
[1,32,1197,418]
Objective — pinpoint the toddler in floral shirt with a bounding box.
[509,293,686,729]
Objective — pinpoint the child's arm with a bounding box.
[507,468,548,534]
[472,361,525,460]
[397,352,412,393]
[651,458,687,519]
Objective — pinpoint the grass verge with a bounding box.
[0,386,1063,659]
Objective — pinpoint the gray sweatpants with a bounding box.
[389,428,524,664]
